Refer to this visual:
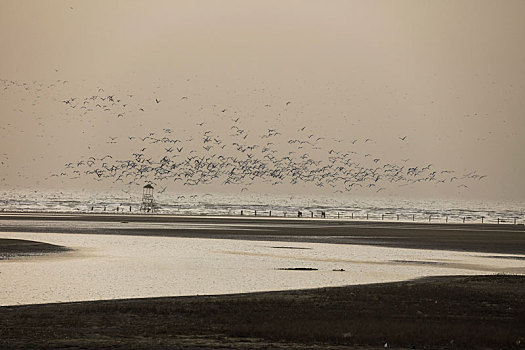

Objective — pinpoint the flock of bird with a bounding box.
[56,120,485,193]
[1,77,487,194]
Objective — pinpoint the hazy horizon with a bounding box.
[1,1,524,201]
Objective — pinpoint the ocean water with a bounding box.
[0,189,523,224]
[1,231,524,306]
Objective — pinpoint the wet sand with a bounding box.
[0,238,69,260]
[1,213,524,349]
[1,212,524,254]
[1,275,524,349]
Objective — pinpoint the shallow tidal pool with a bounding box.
[1,231,524,306]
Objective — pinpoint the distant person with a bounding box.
[321,211,326,218]
[298,211,302,218]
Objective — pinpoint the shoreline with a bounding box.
[0,207,523,224]
[1,212,524,254]
[1,210,524,224]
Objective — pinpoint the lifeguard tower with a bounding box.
[140,184,159,213]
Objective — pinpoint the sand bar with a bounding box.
[1,212,524,254]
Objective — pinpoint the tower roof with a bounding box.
[143,184,154,189]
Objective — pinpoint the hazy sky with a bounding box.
[1,1,524,200]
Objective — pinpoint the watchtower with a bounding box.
[140,184,159,213]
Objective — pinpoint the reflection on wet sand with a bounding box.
[1,230,524,306]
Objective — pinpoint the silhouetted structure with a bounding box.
[140,184,159,213]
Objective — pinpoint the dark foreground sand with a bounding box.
[1,213,524,349]
[0,238,69,260]
[0,275,524,349]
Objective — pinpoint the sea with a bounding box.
[1,189,523,225]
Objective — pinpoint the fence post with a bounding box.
[382,214,384,220]
[351,212,354,219]
[497,218,500,224]
[481,216,484,224]
[463,217,465,223]
[429,215,431,222]
[397,214,399,221]
[412,214,415,222]
[446,216,448,223]
[337,212,340,219]
[255,210,257,216]
[366,213,369,220]
[311,212,314,218]
[269,210,271,217]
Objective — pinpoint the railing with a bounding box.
[231,210,522,225]
[0,207,523,225]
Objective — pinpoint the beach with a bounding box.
[1,274,524,349]
[1,213,524,349]
[1,212,525,253]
